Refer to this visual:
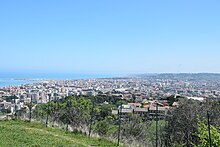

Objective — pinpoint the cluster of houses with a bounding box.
[112,100,174,121]
[0,97,32,120]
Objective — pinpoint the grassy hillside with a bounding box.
[0,120,119,147]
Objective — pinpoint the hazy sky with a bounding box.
[0,0,220,74]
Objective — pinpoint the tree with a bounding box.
[4,95,18,102]
[95,104,114,121]
[94,120,110,136]
[163,99,203,146]
[27,100,35,122]
[162,99,220,147]
[57,96,92,131]
[33,103,47,121]
[132,94,136,103]
[50,101,61,126]
[120,115,148,146]
[196,118,220,147]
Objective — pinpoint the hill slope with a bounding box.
[0,120,118,147]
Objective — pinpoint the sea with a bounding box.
[0,72,116,87]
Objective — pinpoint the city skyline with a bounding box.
[1,0,220,74]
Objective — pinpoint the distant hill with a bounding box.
[0,120,118,147]
[135,73,220,81]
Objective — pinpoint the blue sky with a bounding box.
[0,0,220,74]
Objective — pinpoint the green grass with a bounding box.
[0,120,119,147]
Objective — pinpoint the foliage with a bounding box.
[146,120,167,147]
[94,119,110,136]
[3,95,18,102]
[163,99,204,146]
[0,108,11,114]
[166,95,184,106]
[95,104,115,121]
[119,115,148,145]
[83,95,121,105]
[163,99,220,147]
[196,118,220,147]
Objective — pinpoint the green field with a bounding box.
[0,120,119,147]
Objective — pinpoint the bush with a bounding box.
[94,120,110,136]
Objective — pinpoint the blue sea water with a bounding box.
[0,72,115,87]
[0,79,34,87]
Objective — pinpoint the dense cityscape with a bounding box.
[1,73,220,118]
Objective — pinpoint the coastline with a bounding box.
[0,72,116,87]
[13,78,48,81]
[0,79,35,87]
